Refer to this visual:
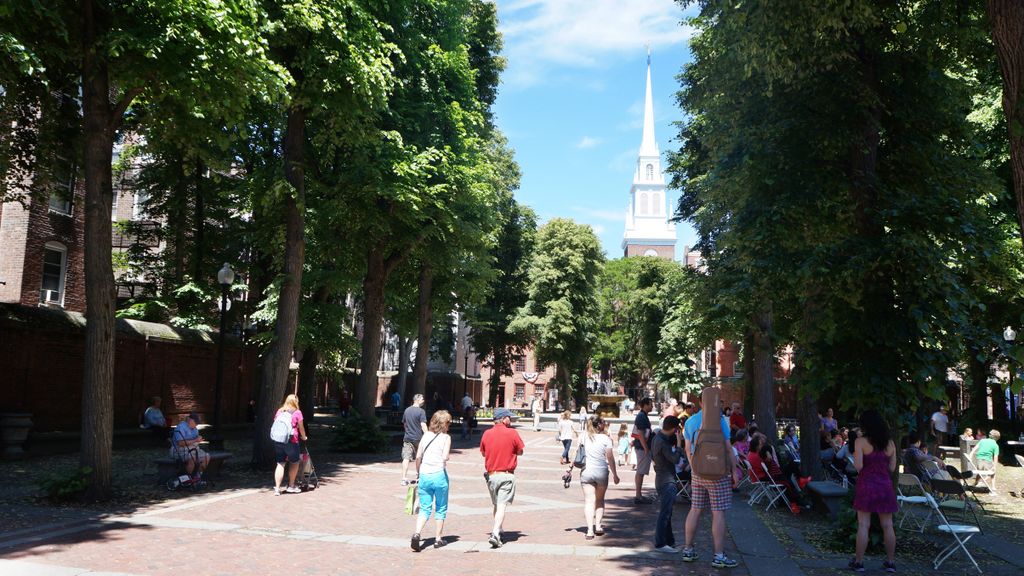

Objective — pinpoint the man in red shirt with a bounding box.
[480,408,525,548]
[729,402,747,432]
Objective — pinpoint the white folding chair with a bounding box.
[745,460,767,506]
[1016,455,1024,496]
[963,457,998,495]
[895,473,932,532]
[926,493,982,574]
[735,455,754,492]
[759,462,792,511]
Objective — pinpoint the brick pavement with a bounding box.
[0,426,765,575]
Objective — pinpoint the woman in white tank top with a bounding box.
[411,410,452,552]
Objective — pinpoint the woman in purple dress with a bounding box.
[850,409,897,573]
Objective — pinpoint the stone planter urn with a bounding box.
[0,412,33,460]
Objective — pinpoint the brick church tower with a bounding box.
[622,51,676,260]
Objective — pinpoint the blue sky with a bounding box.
[493,0,698,259]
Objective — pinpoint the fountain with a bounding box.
[588,394,627,419]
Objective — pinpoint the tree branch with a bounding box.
[107,86,144,133]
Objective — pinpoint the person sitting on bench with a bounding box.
[141,396,170,441]
[170,412,210,477]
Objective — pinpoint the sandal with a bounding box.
[585,533,595,540]
[594,527,605,536]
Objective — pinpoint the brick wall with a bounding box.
[0,178,87,312]
[0,303,255,432]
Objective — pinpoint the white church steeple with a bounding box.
[622,50,676,259]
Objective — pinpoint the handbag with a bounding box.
[573,440,587,469]
[403,483,418,515]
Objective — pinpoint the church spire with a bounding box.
[639,48,658,157]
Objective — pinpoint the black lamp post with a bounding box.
[1005,326,1017,430]
[211,262,234,450]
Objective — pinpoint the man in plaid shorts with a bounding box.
[681,402,739,569]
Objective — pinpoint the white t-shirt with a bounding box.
[581,433,613,473]
[931,411,949,433]
[418,432,449,475]
[557,419,575,441]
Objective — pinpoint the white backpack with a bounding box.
[270,410,294,443]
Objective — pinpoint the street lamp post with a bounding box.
[1004,326,1017,430]
[211,263,234,450]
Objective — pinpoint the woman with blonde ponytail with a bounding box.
[578,416,619,540]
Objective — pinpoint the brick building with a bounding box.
[478,348,558,410]
[0,159,87,313]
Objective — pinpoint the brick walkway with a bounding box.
[0,426,764,575]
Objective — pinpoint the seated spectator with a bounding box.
[970,429,1000,490]
[141,396,169,441]
[733,428,751,460]
[835,428,860,481]
[729,402,747,432]
[960,428,973,442]
[975,429,987,440]
[903,431,945,484]
[819,430,837,463]
[170,412,209,477]
[748,435,801,504]
[782,424,801,460]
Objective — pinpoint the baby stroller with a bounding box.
[297,444,319,491]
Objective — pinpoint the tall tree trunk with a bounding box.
[357,249,389,419]
[396,335,411,403]
[297,287,329,420]
[989,0,1024,248]
[488,349,504,407]
[798,386,820,480]
[80,0,117,500]
[752,306,777,441]
[253,103,306,468]
[411,264,434,398]
[192,159,205,281]
[968,347,991,423]
[298,347,318,424]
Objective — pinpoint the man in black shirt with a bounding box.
[401,394,427,485]
[633,397,654,504]
[652,415,682,552]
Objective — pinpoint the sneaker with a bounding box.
[286,486,301,494]
[680,548,698,562]
[433,538,445,549]
[488,533,503,549]
[655,545,678,554]
[883,560,896,573]
[712,554,739,568]
[410,533,420,552]
[848,559,866,572]
[273,487,281,496]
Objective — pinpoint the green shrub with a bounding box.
[828,492,884,553]
[39,467,92,502]
[332,412,390,453]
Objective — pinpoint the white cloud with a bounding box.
[575,136,603,149]
[591,224,607,235]
[497,0,695,88]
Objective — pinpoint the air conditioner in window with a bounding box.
[40,289,62,306]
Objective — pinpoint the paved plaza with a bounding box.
[1,422,1023,575]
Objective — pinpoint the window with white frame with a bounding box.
[40,242,67,306]
[514,383,525,401]
[646,164,654,180]
[514,355,527,372]
[132,190,150,220]
[48,159,75,216]
[640,193,648,215]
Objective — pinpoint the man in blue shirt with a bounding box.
[170,412,209,477]
[680,400,739,569]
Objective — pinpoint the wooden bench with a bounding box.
[806,480,848,520]
[155,450,232,483]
